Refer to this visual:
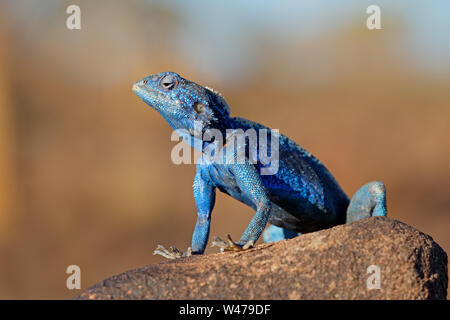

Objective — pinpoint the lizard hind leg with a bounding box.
[346,181,387,223]
[262,224,300,243]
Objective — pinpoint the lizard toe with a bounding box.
[211,234,255,252]
[153,244,192,259]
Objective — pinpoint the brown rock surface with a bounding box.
[76,217,447,300]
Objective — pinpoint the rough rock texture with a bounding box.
[77,217,447,300]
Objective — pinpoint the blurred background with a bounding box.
[0,0,449,299]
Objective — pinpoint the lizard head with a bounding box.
[132,72,230,146]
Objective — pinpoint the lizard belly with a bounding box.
[267,198,340,233]
[201,163,257,210]
[201,163,344,233]
[266,189,347,232]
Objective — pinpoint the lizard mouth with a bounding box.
[132,84,164,111]
[132,83,142,93]
[132,83,150,100]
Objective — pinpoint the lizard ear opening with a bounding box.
[194,102,205,114]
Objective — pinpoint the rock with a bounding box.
[76,217,447,300]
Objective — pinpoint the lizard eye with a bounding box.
[160,74,177,90]
[193,102,205,114]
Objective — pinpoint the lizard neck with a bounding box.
[172,115,238,152]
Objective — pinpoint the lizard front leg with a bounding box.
[153,167,216,259]
[212,163,272,252]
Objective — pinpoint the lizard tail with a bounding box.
[346,181,387,223]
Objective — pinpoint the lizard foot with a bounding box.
[153,245,192,260]
[211,234,254,252]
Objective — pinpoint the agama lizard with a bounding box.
[132,72,387,259]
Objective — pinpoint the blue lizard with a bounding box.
[132,72,387,259]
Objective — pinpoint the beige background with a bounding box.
[0,1,448,299]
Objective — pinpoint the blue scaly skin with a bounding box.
[132,72,387,259]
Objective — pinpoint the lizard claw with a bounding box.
[211,234,254,252]
[153,244,193,259]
